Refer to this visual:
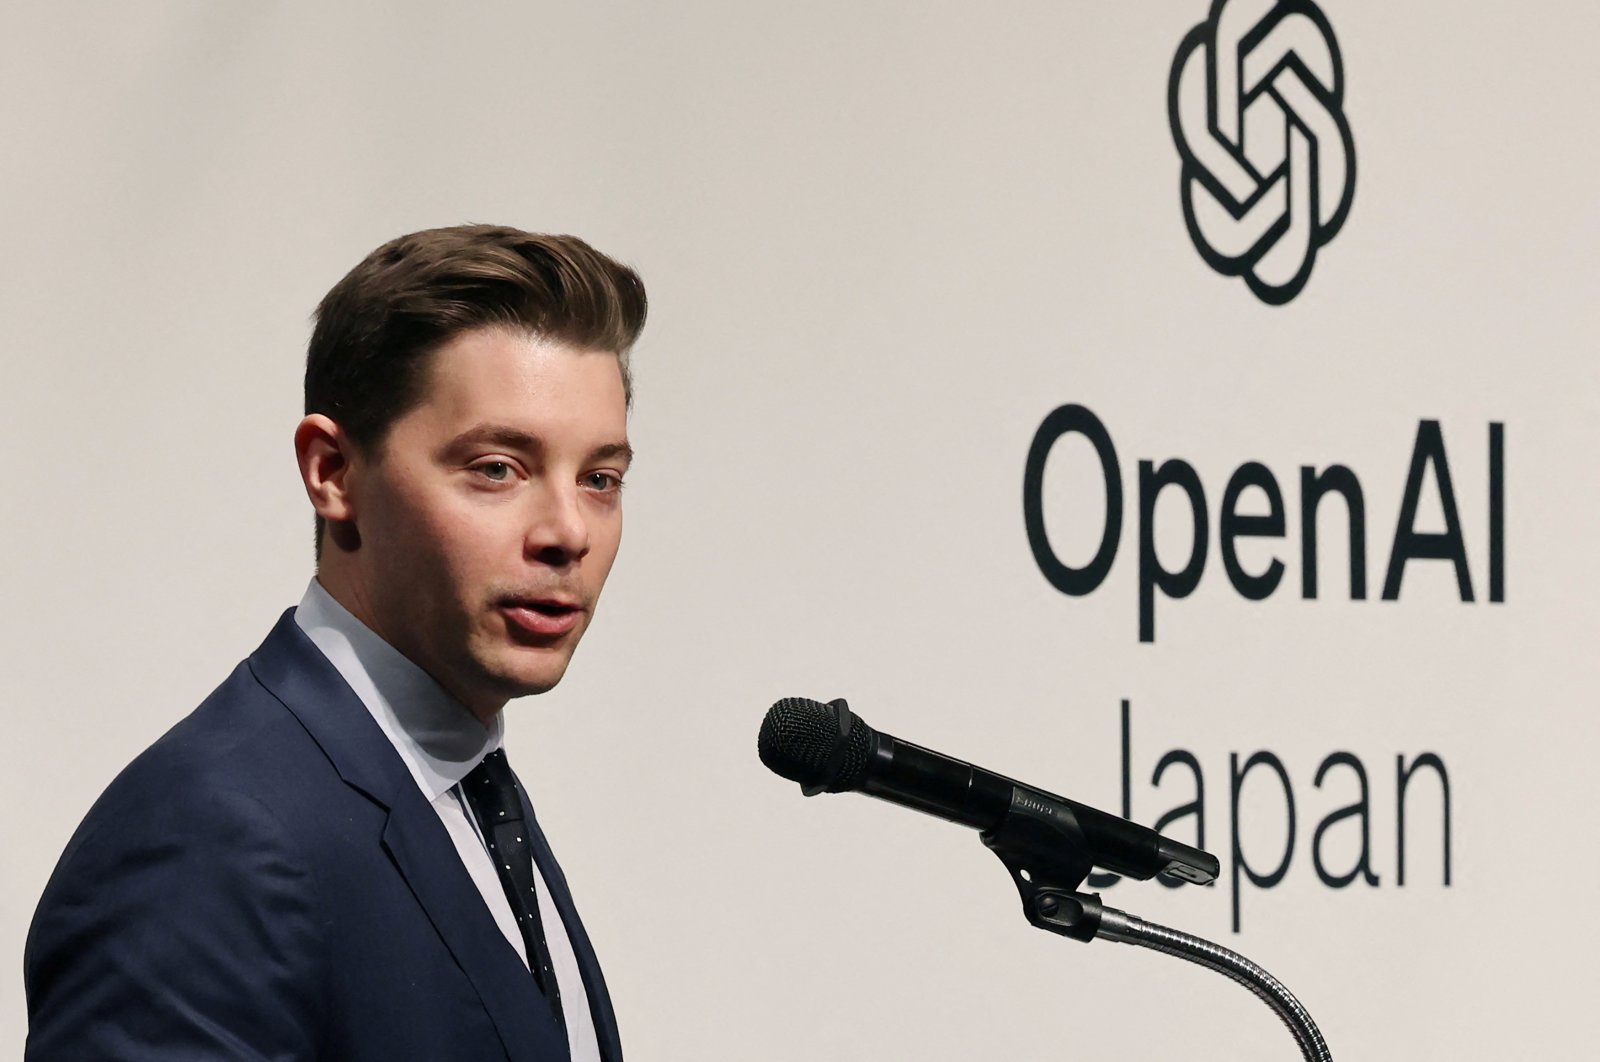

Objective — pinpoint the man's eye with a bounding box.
[476,462,513,482]
[584,472,622,492]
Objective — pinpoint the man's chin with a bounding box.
[483,653,573,701]
[454,633,581,709]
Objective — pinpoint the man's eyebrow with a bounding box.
[444,424,633,466]
[446,423,541,451]
[591,442,634,467]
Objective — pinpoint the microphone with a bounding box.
[758,696,1218,886]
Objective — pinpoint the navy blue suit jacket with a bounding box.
[25,610,623,1062]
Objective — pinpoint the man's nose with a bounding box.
[524,482,590,565]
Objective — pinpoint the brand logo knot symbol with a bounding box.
[1168,0,1356,304]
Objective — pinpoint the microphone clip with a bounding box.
[981,787,1105,943]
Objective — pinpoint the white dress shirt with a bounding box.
[295,579,599,1062]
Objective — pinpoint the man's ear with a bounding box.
[295,414,360,524]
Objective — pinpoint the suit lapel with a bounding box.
[519,786,625,1062]
[247,610,568,1062]
[379,807,568,1061]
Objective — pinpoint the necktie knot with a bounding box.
[466,749,524,823]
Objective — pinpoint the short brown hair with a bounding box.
[305,224,646,555]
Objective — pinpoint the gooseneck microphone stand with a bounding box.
[759,696,1333,1061]
[985,799,1333,1062]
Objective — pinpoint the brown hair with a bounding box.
[305,224,646,555]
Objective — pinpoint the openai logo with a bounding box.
[1168,0,1356,305]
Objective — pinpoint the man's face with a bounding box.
[343,327,630,716]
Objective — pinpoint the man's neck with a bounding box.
[310,566,507,725]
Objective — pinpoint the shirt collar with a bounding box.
[293,577,502,802]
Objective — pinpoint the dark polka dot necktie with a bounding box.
[462,749,565,1030]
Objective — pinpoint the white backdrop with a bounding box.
[3,2,1597,1058]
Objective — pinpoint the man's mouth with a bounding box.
[499,598,584,638]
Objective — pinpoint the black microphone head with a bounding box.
[758,697,876,793]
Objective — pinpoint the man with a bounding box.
[24,225,645,1061]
